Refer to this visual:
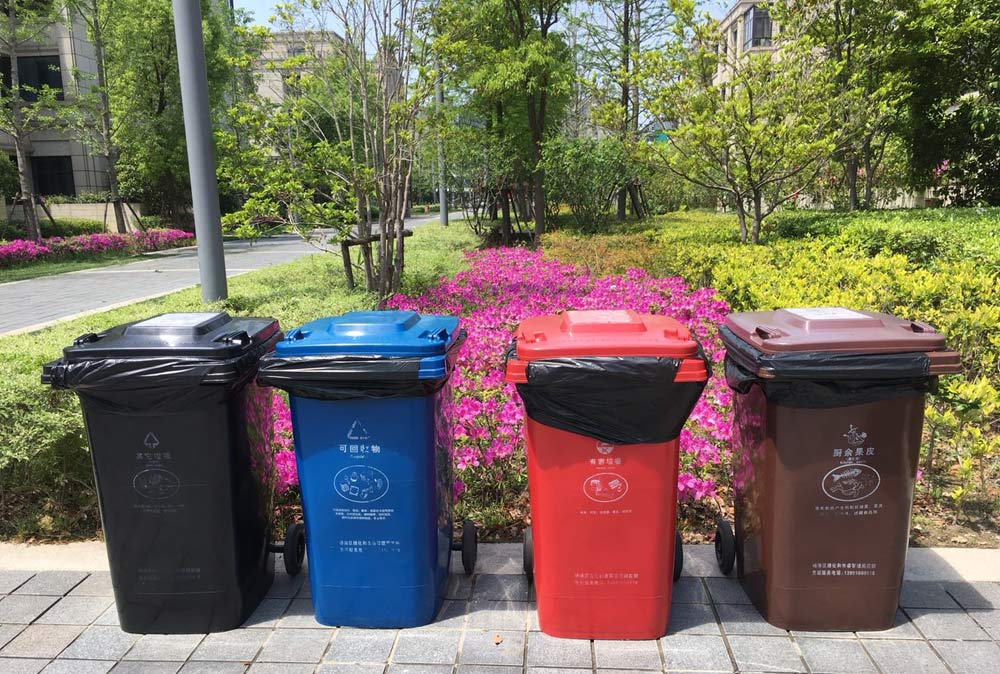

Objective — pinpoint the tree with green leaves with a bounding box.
[777,1,912,211]
[573,0,673,219]
[0,0,73,241]
[101,0,232,221]
[640,0,849,244]
[896,0,1000,205]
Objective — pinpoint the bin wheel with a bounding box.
[461,520,478,576]
[523,526,534,585]
[715,519,736,576]
[674,530,684,582]
[283,522,306,576]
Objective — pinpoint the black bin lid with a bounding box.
[63,312,281,361]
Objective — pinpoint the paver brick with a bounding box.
[473,575,530,602]
[177,663,248,674]
[727,635,805,673]
[660,634,734,672]
[1,624,84,658]
[68,573,114,597]
[110,662,182,674]
[716,602,787,636]
[672,576,709,604]
[704,577,751,604]
[466,600,525,630]
[525,632,592,669]
[59,625,139,661]
[190,630,268,662]
[276,598,328,629]
[899,581,960,609]
[0,571,34,594]
[392,629,461,664]
[40,659,115,674]
[35,596,115,625]
[931,639,1000,674]
[123,633,205,661]
[593,638,662,670]
[255,628,334,663]
[458,630,525,667]
[862,639,950,674]
[0,595,59,624]
[324,628,397,663]
[14,572,88,597]
[904,607,991,640]
[0,658,49,674]
[796,637,876,673]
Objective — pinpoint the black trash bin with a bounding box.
[42,312,290,634]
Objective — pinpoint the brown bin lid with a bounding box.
[724,307,950,355]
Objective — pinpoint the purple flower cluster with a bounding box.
[385,247,733,504]
[266,247,734,508]
[0,229,194,268]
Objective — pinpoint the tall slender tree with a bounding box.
[0,0,68,240]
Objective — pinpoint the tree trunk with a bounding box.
[751,192,763,245]
[627,182,645,219]
[617,189,627,221]
[845,154,859,211]
[736,201,748,244]
[8,7,40,241]
[862,137,875,209]
[90,2,127,234]
[500,187,512,245]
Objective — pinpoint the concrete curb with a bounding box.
[2,541,998,581]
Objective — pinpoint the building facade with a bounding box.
[1,11,110,202]
[713,1,777,85]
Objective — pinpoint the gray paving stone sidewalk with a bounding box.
[1,545,999,674]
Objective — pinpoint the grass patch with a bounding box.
[0,224,478,541]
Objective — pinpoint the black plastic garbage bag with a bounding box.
[720,326,937,408]
[507,344,710,445]
[257,330,466,400]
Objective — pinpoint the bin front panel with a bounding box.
[290,391,451,627]
[83,380,274,633]
[526,419,679,640]
[733,386,925,631]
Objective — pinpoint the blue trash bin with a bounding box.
[257,310,477,627]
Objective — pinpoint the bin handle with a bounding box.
[754,325,783,340]
[73,332,102,347]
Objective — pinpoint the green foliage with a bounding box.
[539,136,627,231]
[545,207,1000,508]
[103,0,235,217]
[216,98,358,243]
[0,218,106,240]
[0,224,477,540]
[639,1,847,243]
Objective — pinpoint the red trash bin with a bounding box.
[505,310,709,639]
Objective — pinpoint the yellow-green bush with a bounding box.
[545,208,1000,508]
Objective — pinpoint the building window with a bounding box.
[0,55,64,102]
[743,5,773,50]
[730,26,739,55]
[32,156,75,196]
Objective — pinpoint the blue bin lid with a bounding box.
[274,311,460,378]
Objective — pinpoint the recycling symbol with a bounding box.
[347,420,370,440]
[143,432,160,450]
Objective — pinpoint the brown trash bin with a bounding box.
[716,307,962,631]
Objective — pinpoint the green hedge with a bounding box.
[0,224,478,540]
[0,218,107,240]
[546,208,1000,509]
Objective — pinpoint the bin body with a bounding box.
[43,312,281,633]
[506,310,709,639]
[723,307,962,631]
[261,311,461,628]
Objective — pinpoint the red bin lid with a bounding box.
[513,310,700,360]
[724,307,950,354]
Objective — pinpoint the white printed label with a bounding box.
[583,473,628,502]
[822,464,881,502]
[335,465,389,503]
[786,307,868,320]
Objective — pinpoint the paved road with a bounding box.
[0,213,449,337]
[0,544,997,674]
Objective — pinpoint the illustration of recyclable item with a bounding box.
[256,310,476,628]
[505,310,709,639]
[718,307,962,631]
[42,312,301,634]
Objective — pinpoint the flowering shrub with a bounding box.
[387,247,732,530]
[271,392,299,495]
[0,229,194,268]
